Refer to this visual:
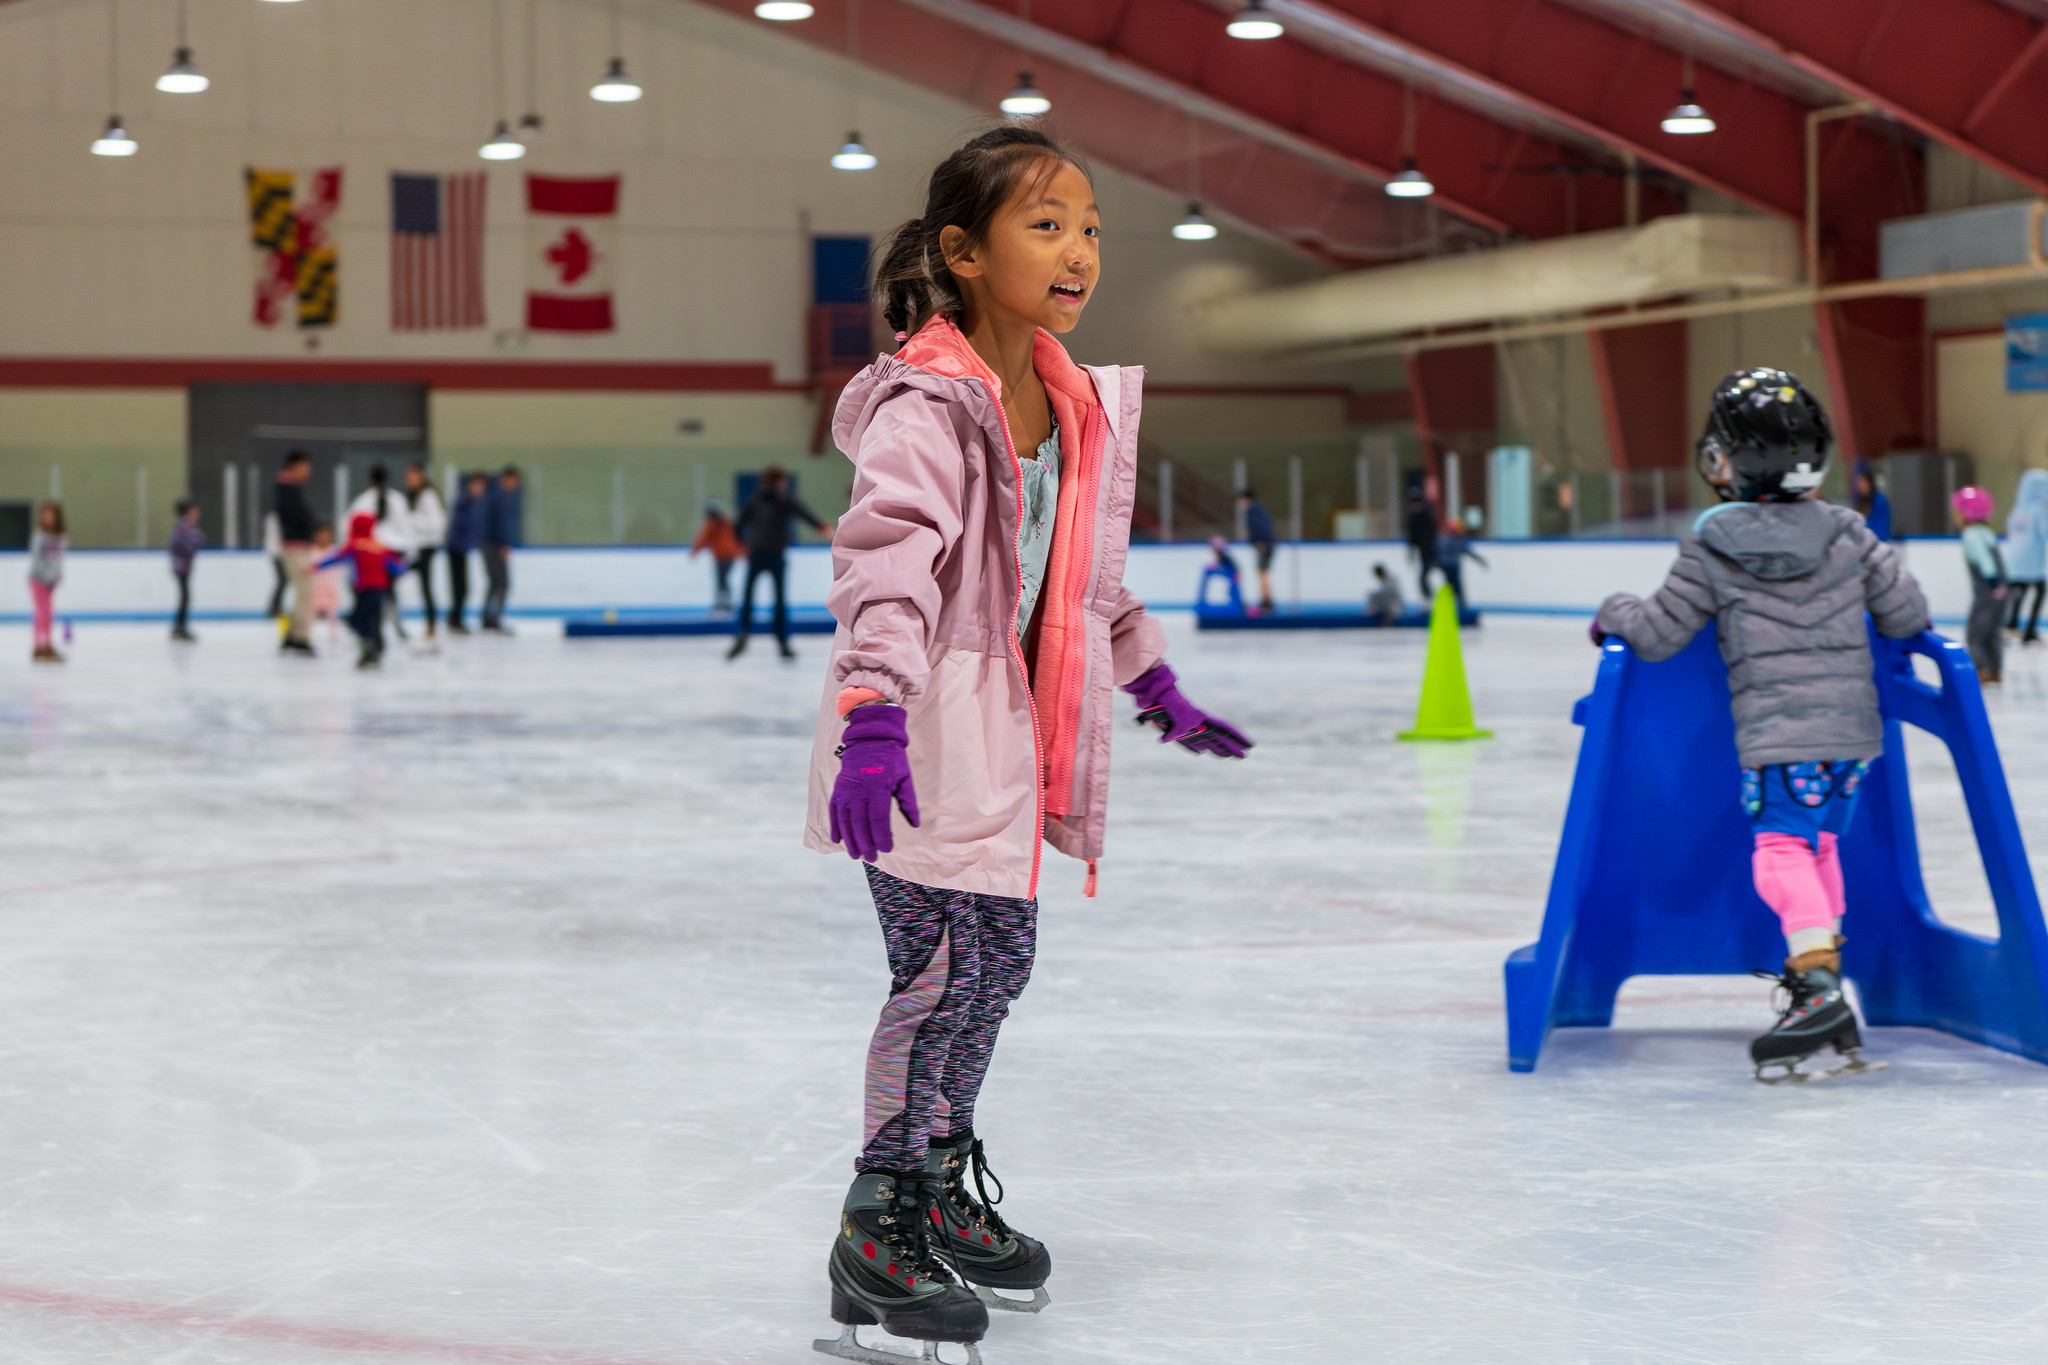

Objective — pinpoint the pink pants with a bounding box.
[1752,832,1845,938]
[28,580,54,650]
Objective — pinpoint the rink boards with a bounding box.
[1195,605,1481,631]
[563,608,839,638]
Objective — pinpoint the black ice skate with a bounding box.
[927,1133,1051,1314]
[1751,951,1889,1084]
[816,1170,988,1365]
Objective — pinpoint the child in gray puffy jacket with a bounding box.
[1593,368,1928,1082]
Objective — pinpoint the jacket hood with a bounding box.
[2019,469,2048,514]
[348,511,377,539]
[1695,499,1844,581]
[834,313,1103,461]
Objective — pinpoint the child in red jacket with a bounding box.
[320,511,405,669]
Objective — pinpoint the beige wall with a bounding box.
[0,0,1335,387]
[1937,333,2048,517]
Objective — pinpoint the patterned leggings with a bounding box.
[857,866,1037,1175]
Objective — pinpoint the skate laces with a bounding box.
[882,1179,965,1288]
[1753,968,1825,1022]
[966,1140,1016,1239]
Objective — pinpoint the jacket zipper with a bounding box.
[988,393,1046,901]
[1041,401,1107,812]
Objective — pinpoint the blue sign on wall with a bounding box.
[2006,312,2048,390]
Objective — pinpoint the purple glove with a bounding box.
[829,703,920,862]
[1124,663,1252,759]
[1589,618,1608,648]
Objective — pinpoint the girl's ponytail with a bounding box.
[872,125,1089,342]
[875,216,952,339]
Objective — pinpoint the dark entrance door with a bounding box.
[188,384,428,549]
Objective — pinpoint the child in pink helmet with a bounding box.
[1954,485,2005,684]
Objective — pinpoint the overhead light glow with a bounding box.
[1385,157,1433,198]
[1226,0,1284,39]
[1000,72,1051,117]
[91,115,138,156]
[1660,90,1715,134]
[156,46,208,93]
[590,56,643,102]
[831,133,877,171]
[1172,203,1218,240]
[480,120,527,160]
[754,2,815,17]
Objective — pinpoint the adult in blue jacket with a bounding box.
[481,466,523,634]
[445,470,488,634]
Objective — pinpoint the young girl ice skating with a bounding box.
[1592,369,1928,1083]
[27,500,65,664]
[1954,485,2005,684]
[806,128,1251,1362]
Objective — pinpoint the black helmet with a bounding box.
[1695,368,1833,503]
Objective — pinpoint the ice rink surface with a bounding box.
[1,613,2046,1364]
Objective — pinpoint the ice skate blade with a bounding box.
[971,1283,1049,1314]
[814,1324,984,1365]
[1755,1050,1890,1085]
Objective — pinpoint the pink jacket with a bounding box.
[804,315,1167,898]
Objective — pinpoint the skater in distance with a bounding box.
[1590,368,1929,1084]
[805,125,1252,1365]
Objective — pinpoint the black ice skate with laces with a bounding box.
[817,1170,988,1365]
[1750,948,1888,1084]
[926,1133,1052,1314]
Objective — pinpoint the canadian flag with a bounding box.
[526,174,619,332]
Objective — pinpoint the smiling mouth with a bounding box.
[1051,283,1085,299]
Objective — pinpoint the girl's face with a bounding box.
[946,160,1099,335]
[38,506,57,531]
[314,528,333,548]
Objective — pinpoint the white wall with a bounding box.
[14,538,1976,624]
[0,0,1336,386]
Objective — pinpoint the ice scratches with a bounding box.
[398,1083,546,1175]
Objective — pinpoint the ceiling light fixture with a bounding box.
[754,2,815,18]
[1173,203,1218,240]
[831,132,877,170]
[1385,157,1434,197]
[157,2,207,93]
[1661,55,1715,134]
[156,47,207,93]
[590,56,643,102]
[1226,0,1284,40]
[480,119,527,159]
[92,5,135,156]
[91,114,138,156]
[1000,72,1051,117]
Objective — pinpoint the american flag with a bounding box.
[390,172,485,330]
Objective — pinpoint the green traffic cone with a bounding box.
[1397,585,1492,741]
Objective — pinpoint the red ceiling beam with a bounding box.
[1267,0,1811,222]
[1043,0,1649,239]
[1665,0,2048,195]
[689,0,1520,256]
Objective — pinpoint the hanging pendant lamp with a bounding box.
[1385,157,1434,198]
[1227,0,1284,39]
[754,2,815,17]
[91,115,138,156]
[590,56,643,102]
[1000,72,1051,117]
[156,46,207,93]
[480,120,527,160]
[1172,204,1218,240]
[831,133,877,171]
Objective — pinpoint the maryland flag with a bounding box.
[245,166,342,328]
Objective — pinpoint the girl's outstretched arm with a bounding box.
[1594,541,1717,661]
